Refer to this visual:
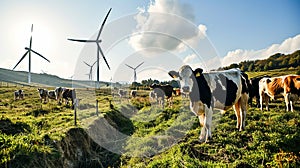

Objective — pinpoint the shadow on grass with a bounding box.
[0,117,31,135]
[26,109,50,117]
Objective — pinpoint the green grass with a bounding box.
[0,73,300,167]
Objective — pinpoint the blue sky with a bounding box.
[0,0,299,82]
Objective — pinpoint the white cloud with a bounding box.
[183,54,197,64]
[222,34,300,67]
[129,0,207,52]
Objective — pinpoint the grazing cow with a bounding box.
[55,87,66,104]
[130,90,137,98]
[38,88,48,103]
[118,89,127,99]
[169,65,249,143]
[48,90,56,100]
[150,84,174,108]
[259,75,300,112]
[149,91,156,102]
[62,88,76,106]
[248,75,270,107]
[14,90,24,100]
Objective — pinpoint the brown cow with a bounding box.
[259,75,300,111]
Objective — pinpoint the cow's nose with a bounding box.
[182,86,190,92]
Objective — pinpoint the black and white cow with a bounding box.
[48,90,56,100]
[14,90,24,100]
[150,84,174,108]
[38,88,48,103]
[248,75,270,107]
[55,87,66,104]
[62,88,76,107]
[149,91,156,102]
[118,89,127,99]
[169,65,249,143]
[130,90,137,98]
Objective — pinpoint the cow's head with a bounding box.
[37,88,44,95]
[168,65,203,94]
[150,83,160,89]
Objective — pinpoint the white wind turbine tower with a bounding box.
[12,24,50,83]
[68,8,112,87]
[125,62,144,83]
[84,61,97,80]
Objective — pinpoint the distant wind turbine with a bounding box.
[12,24,50,83]
[84,61,97,80]
[68,8,112,87]
[125,62,144,82]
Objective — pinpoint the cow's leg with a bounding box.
[198,114,206,143]
[259,92,264,111]
[199,107,212,143]
[256,96,260,108]
[205,108,213,141]
[265,95,269,111]
[233,101,241,130]
[240,93,248,131]
[284,93,293,112]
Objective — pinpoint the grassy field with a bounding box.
[0,69,300,167]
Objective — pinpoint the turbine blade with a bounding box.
[97,43,110,70]
[83,61,91,67]
[92,60,97,67]
[31,24,33,33]
[125,64,134,69]
[13,51,29,70]
[97,8,112,40]
[27,48,50,63]
[135,62,144,69]
[68,39,97,43]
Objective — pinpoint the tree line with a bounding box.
[222,50,300,72]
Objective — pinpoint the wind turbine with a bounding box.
[12,24,50,84]
[125,62,144,82]
[68,8,112,87]
[83,61,97,80]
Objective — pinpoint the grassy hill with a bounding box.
[0,68,300,167]
[0,68,109,88]
[1,53,300,167]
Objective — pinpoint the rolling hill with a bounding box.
[0,68,109,88]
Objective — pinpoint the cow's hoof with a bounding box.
[198,138,206,143]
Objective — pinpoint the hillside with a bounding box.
[223,50,300,72]
[0,68,109,88]
[1,75,300,167]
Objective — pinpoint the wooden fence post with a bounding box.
[74,99,78,126]
[96,99,99,116]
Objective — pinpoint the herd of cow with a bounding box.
[12,65,300,143]
[14,87,77,107]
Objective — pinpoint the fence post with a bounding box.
[74,99,78,126]
[96,99,99,116]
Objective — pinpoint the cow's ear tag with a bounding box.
[195,72,201,77]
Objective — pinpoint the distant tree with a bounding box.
[264,64,269,71]
[281,59,288,67]
[248,63,254,71]
[229,63,239,69]
[268,61,274,69]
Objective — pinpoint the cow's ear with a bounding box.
[168,71,179,78]
[194,68,203,77]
